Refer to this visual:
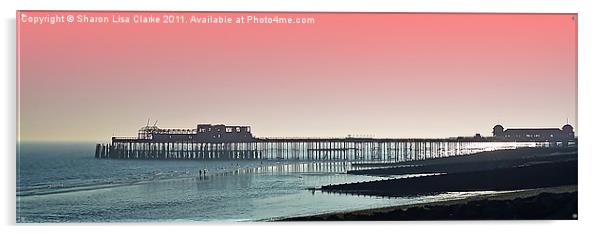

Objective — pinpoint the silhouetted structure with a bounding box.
[138,123,253,142]
[94,122,575,161]
[492,124,575,142]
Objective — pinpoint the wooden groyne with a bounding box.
[320,158,578,196]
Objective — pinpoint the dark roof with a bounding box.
[504,128,561,133]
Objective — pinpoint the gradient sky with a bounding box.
[17,12,577,142]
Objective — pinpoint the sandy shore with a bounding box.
[279,185,577,221]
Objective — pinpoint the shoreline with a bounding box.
[278,147,578,221]
[278,185,577,221]
[321,147,577,197]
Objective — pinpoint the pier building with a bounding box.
[137,123,253,142]
[492,124,575,142]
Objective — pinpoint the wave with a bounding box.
[17,162,277,197]
[17,170,195,197]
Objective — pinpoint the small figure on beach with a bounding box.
[199,169,208,179]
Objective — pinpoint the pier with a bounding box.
[96,137,526,161]
[95,123,575,162]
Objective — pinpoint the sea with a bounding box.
[17,142,498,223]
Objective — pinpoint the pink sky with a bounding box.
[17,12,577,141]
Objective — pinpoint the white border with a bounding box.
[3,0,602,234]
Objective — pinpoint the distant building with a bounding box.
[137,123,253,142]
[492,124,575,141]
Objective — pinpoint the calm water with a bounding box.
[17,142,497,222]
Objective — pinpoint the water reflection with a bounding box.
[196,161,351,179]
